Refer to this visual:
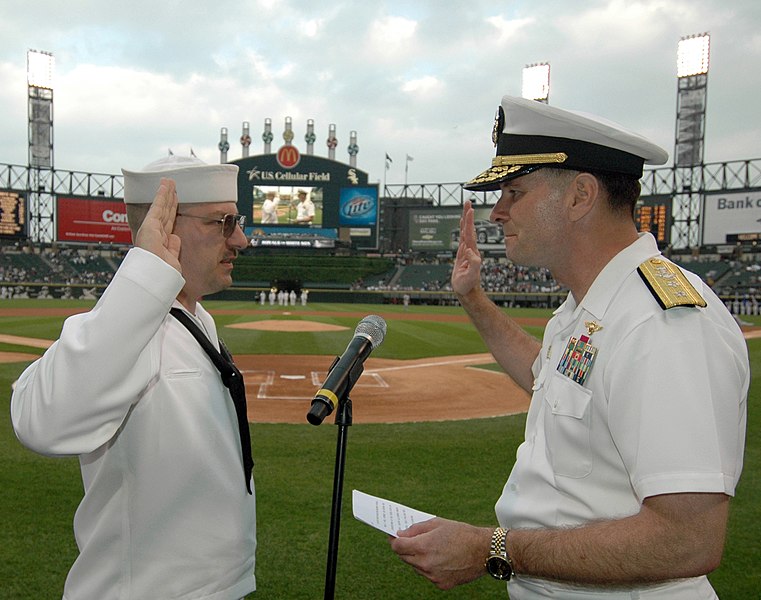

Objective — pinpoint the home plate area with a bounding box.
[235,353,530,425]
[245,365,388,400]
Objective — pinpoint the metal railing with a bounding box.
[4,157,761,248]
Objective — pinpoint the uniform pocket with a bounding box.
[544,373,593,478]
[165,368,202,379]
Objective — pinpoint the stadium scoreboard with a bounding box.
[635,196,671,246]
[0,190,27,238]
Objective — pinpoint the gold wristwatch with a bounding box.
[485,527,514,580]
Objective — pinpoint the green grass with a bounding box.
[1,301,759,598]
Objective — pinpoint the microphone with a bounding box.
[307,315,387,425]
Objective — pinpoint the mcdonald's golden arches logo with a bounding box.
[276,145,301,169]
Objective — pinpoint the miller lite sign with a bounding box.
[338,186,378,226]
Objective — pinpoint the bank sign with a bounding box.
[703,191,761,244]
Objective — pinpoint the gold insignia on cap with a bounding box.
[638,258,707,310]
[465,165,523,187]
[492,106,505,147]
[464,151,569,189]
[492,153,568,167]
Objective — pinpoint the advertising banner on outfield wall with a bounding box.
[56,197,132,244]
[702,190,761,245]
[410,197,675,253]
[409,206,504,252]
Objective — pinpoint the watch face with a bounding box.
[486,555,513,580]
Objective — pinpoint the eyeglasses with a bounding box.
[176,213,246,238]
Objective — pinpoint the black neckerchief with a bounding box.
[169,307,253,494]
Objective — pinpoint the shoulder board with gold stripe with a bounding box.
[637,257,707,310]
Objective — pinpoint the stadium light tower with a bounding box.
[27,49,54,169]
[677,33,710,78]
[675,33,710,167]
[27,49,55,243]
[672,33,710,250]
[27,49,54,89]
[522,63,550,103]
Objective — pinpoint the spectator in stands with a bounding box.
[390,95,749,598]
[11,154,256,600]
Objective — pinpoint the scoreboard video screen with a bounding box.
[0,190,27,238]
[251,185,323,227]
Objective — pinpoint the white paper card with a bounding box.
[352,489,436,537]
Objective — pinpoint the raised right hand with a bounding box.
[133,178,182,273]
[451,200,483,297]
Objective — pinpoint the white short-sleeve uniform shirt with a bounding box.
[496,234,749,599]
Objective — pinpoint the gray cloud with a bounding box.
[0,0,759,183]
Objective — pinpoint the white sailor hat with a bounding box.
[122,154,239,204]
[464,96,668,191]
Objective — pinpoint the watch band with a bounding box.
[485,526,515,580]
[491,527,507,555]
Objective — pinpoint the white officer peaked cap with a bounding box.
[122,154,239,204]
[464,95,669,191]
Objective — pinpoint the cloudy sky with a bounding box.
[0,0,759,186]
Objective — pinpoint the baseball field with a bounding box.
[1,299,759,598]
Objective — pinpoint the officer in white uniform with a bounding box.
[390,96,749,599]
[11,155,257,600]
[295,189,315,224]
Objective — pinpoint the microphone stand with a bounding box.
[323,394,352,600]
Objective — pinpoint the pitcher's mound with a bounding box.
[227,320,350,332]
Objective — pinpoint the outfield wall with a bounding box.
[208,286,568,308]
[0,280,566,308]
